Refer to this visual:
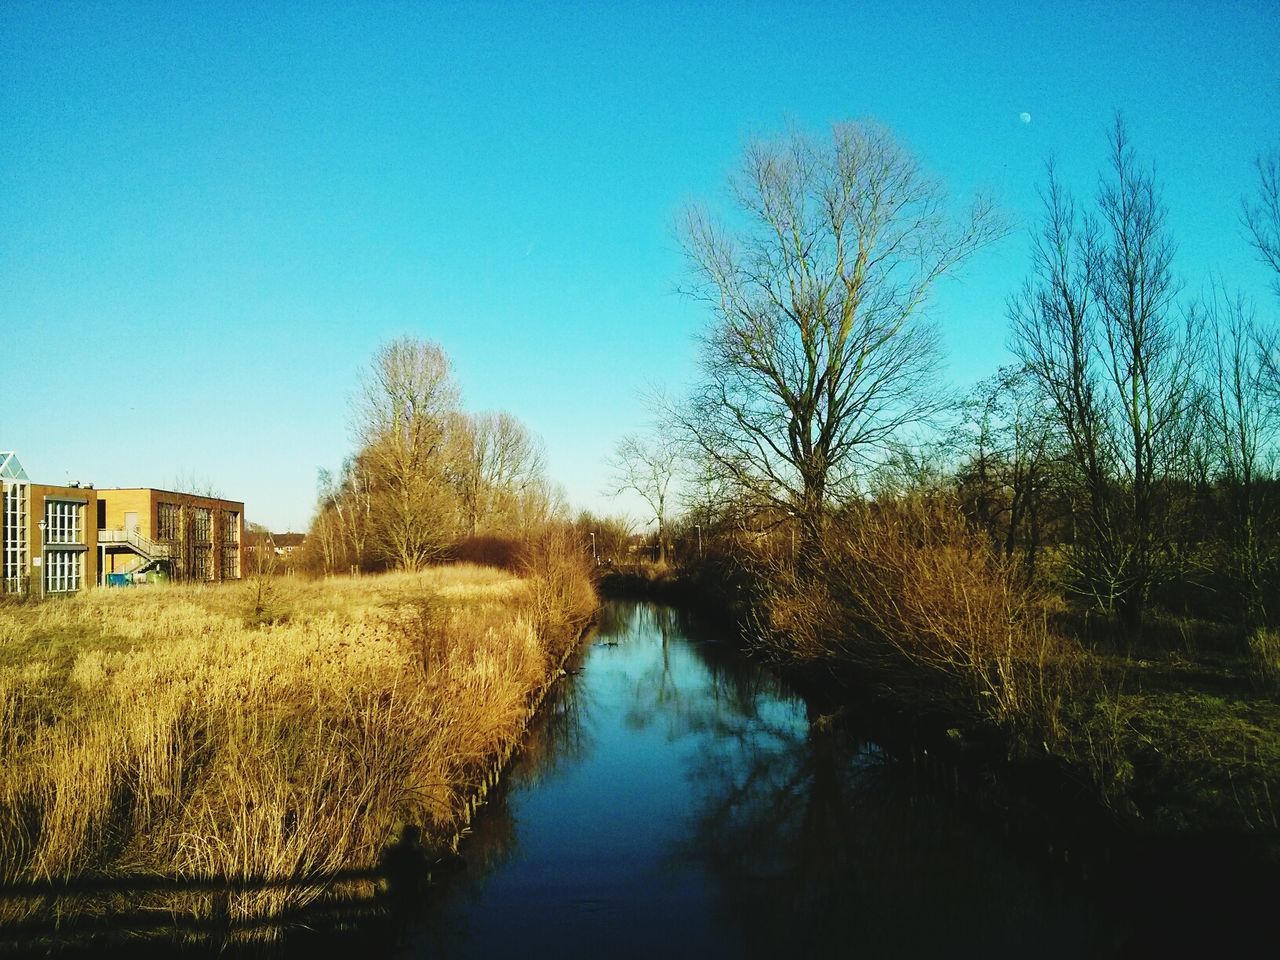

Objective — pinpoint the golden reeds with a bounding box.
[0,563,592,935]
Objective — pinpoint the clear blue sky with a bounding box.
[3,1,1277,530]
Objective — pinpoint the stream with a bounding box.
[398,600,1124,958]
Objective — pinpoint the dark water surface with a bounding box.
[400,601,1123,958]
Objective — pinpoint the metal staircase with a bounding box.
[98,529,172,578]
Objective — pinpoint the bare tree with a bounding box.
[352,337,462,570]
[606,432,679,564]
[1095,118,1197,633]
[1203,286,1278,629]
[455,411,546,537]
[1011,118,1197,637]
[1242,148,1280,296]
[510,477,568,537]
[677,121,1006,554]
[316,455,376,572]
[953,365,1058,580]
[162,474,223,583]
[244,522,281,621]
[1243,149,1280,398]
[308,487,342,575]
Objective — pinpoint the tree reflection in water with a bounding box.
[672,704,1117,956]
[619,602,1117,958]
[407,601,1123,959]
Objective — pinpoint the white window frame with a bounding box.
[44,499,83,545]
[2,481,29,594]
[44,549,81,593]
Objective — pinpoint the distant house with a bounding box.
[273,532,306,559]
[1,450,245,595]
[243,530,304,571]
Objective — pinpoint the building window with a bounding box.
[221,545,240,579]
[193,544,213,581]
[193,507,212,542]
[2,482,28,594]
[45,549,81,592]
[44,500,83,545]
[157,502,181,541]
[222,511,239,543]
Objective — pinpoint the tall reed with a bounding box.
[0,564,592,935]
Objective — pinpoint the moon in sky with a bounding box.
[1019,112,1032,124]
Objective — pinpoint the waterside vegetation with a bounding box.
[606,118,1280,851]
[0,556,595,943]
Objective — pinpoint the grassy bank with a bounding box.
[0,560,595,942]
[653,500,1280,852]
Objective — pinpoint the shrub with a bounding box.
[449,535,524,571]
[760,495,1079,746]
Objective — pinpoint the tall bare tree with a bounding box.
[163,473,223,582]
[677,121,1006,554]
[606,432,678,564]
[953,365,1058,580]
[1011,118,1197,636]
[315,456,375,572]
[1242,148,1280,297]
[455,411,546,537]
[1243,148,1280,400]
[352,337,462,570]
[1203,286,1278,629]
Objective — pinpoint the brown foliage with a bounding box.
[449,534,524,571]
[518,527,598,654]
[761,495,1078,746]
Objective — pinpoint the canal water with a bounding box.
[399,600,1123,958]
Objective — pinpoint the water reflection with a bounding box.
[405,601,1123,958]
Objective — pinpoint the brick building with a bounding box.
[0,451,244,595]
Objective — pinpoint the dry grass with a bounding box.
[1248,628,1280,694]
[0,563,592,935]
[760,497,1079,747]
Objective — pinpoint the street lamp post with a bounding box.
[695,523,702,558]
[36,519,46,599]
[589,531,597,565]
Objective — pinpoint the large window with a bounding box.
[44,500,83,544]
[221,544,240,579]
[221,511,240,543]
[45,550,81,592]
[193,507,212,542]
[194,544,213,581]
[157,502,181,541]
[2,482,28,594]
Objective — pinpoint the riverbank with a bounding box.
[598,570,1279,954]
[0,562,595,949]
[600,558,1280,859]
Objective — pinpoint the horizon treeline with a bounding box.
[303,338,565,574]
[303,115,1280,644]
[638,117,1279,641]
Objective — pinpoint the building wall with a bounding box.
[3,475,246,592]
[98,488,156,539]
[26,483,98,593]
[97,488,245,582]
